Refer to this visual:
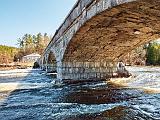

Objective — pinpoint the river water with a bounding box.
[0,67,160,120]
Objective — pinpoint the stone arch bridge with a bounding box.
[39,0,160,81]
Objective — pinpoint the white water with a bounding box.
[0,67,160,120]
[125,66,160,93]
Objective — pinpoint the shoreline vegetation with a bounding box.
[0,33,51,71]
[14,33,50,61]
[0,62,36,71]
[0,67,16,71]
[0,45,18,64]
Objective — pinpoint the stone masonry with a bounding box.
[39,0,160,81]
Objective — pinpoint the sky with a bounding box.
[0,0,76,47]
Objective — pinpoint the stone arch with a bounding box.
[47,51,57,72]
[62,0,160,62]
[48,51,56,64]
[60,0,160,80]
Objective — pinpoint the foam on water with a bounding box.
[110,66,160,93]
[0,67,160,119]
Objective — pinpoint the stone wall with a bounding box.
[60,61,116,80]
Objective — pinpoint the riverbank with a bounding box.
[0,61,36,71]
[0,67,17,71]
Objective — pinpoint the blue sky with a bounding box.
[0,0,76,47]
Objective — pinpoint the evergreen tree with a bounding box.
[15,33,51,61]
[146,42,160,65]
[0,45,18,63]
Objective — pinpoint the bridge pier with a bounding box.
[57,61,117,81]
[40,57,44,70]
[41,52,57,73]
[47,64,57,73]
[40,57,47,71]
[43,63,57,73]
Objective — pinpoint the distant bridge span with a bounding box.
[39,0,160,81]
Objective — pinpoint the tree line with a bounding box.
[0,33,51,64]
[0,45,18,64]
[146,42,160,65]
[14,33,51,61]
[123,40,160,66]
[0,33,160,66]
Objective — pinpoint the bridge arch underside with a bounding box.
[45,51,57,72]
[61,0,160,80]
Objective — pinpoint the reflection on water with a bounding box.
[0,67,160,120]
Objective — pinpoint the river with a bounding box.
[0,66,160,120]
